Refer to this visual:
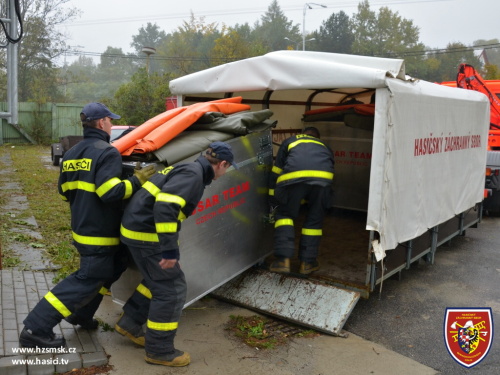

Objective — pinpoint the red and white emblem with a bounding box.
[444,308,493,368]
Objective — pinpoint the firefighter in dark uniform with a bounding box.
[268,126,334,275]
[114,141,237,367]
[19,102,155,348]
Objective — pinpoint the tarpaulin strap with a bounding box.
[44,292,71,318]
[147,319,178,331]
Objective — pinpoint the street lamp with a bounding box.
[302,3,326,51]
[141,46,156,74]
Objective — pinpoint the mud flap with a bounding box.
[212,268,360,336]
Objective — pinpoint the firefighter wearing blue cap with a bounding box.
[115,141,237,367]
[19,103,156,349]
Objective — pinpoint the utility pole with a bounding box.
[302,3,326,51]
[0,0,22,128]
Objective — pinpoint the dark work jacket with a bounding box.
[269,134,335,198]
[58,126,142,255]
[120,156,214,260]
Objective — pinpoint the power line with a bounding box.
[61,0,452,27]
[66,42,500,64]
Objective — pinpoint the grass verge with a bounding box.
[0,144,77,280]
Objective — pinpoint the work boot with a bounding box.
[145,349,191,367]
[115,313,145,346]
[19,327,66,348]
[269,258,290,273]
[299,260,320,275]
[65,315,99,330]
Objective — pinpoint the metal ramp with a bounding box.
[212,268,360,336]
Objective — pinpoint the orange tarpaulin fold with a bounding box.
[113,97,249,155]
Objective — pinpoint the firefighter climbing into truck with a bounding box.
[440,63,500,213]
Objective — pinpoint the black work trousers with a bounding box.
[123,244,187,355]
[23,245,128,335]
[274,183,331,262]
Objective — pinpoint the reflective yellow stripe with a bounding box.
[268,188,275,197]
[156,222,177,233]
[272,166,282,174]
[143,181,161,197]
[123,180,133,199]
[136,283,152,299]
[44,292,71,318]
[178,211,186,221]
[61,180,96,193]
[99,287,108,295]
[120,224,159,242]
[72,231,120,246]
[156,192,186,208]
[277,170,333,184]
[302,228,322,236]
[147,319,178,331]
[275,218,294,228]
[96,177,121,197]
[288,139,325,151]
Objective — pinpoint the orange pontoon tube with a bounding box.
[113,97,250,155]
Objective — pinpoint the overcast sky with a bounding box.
[57,0,498,63]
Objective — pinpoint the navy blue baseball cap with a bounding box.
[81,102,121,122]
[207,141,238,169]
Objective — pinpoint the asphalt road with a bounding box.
[344,214,500,374]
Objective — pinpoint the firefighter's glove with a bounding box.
[134,162,156,185]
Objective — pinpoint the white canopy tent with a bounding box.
[170,51,490,252]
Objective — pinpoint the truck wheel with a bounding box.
[51,150,61,166]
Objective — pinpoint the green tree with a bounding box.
[253,0,300,51]
[2,0,79,101]
[158,13,221,76]
[131,22,168,73]
[212,25,263,63]
[310,10,353,53]
[131,22,168,54]
[350,1,426,78]
[112,68,172,125]
[62,56,97,103]
[92,47,136,100]
[425,42,482,82]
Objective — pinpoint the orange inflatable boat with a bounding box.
[113,97,250,155]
